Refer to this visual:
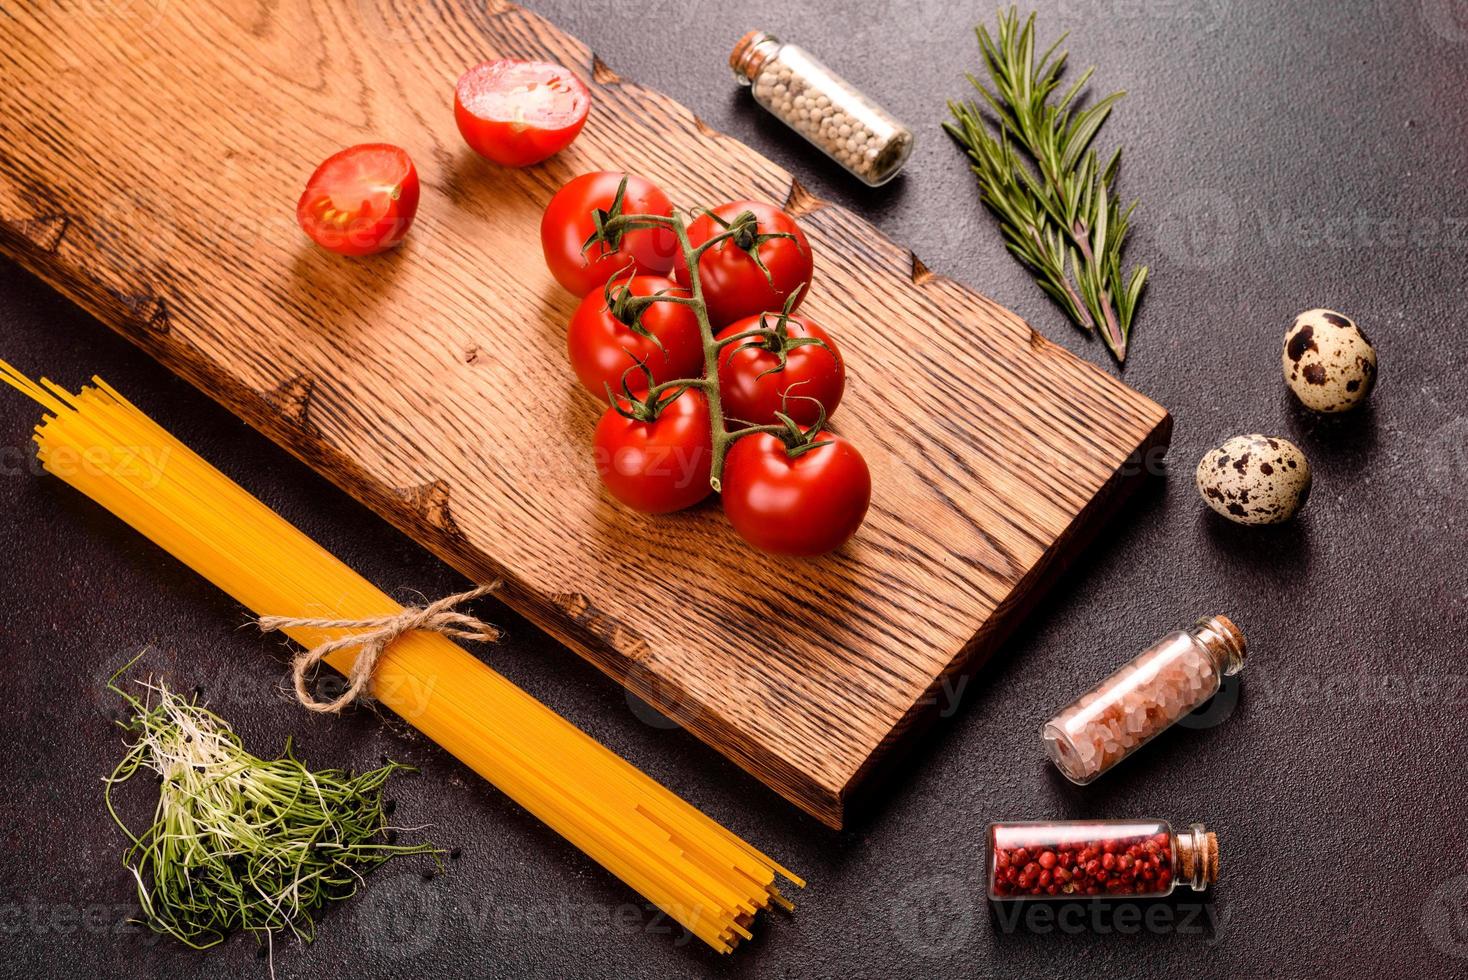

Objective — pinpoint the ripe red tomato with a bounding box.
[721,431,871,556]
[568,275,704,395]
[454,60,590,167]
[716,313,844,425]
[296,144,419,256]
[672,201,813,326]
[594,388,713,513]
[542,172,677,296]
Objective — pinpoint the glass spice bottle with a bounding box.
[1042,615,1246,785]
[987,820,1219,900]
[730,30,915,187]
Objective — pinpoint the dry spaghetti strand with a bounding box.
[0,362,800,953]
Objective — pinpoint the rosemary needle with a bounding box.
[945,7,1148,362]
[104,673,440,950]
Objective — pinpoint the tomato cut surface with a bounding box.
[296,143,419,256]
[455,60,590,167]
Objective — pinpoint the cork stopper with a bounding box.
[1176,824,1220,889]
[730,30,779,82]
[1194,613,1246,676]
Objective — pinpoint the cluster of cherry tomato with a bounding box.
[291,57,870,556]
[541,172,871,556]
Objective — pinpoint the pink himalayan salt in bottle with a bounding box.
[1042,616,1246,785]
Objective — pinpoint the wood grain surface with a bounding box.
[0,0,1170,827]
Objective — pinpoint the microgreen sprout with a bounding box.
[103,667,441,956]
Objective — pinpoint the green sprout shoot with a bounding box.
[104,669,441,955]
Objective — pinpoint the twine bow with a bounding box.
[257,583,502,713]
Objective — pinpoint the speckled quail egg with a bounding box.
[1196,434,1312,525]
[1282,309,1378,413]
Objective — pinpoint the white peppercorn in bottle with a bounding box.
[1042,615,1246,785]
[730,30,914,187]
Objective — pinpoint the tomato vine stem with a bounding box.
[589,211,779,491]
[669,211,737,491]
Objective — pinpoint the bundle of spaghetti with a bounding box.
[0,362,800,953]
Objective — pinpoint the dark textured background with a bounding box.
[2,1,1466,977]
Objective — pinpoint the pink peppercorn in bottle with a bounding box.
[987,820,1219,900]
[1042,615,1246,785]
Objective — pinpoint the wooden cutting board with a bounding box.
[0,0,1169,828]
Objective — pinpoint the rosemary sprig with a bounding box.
[104,674,440,952]
[945,7,1148,362]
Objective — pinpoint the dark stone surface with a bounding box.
[2,1,1465,977]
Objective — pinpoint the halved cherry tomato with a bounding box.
[721,430,870,556]
[672,201,813,327]
[454,59,591,167]
[716,312,844,426]
[594,387,713,513]
[569,274,704,395]
[542,172,677,295]
[297,143,419,256]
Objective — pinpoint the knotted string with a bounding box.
[257,582,502,713]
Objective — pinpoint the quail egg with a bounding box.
[1196,434,1312,525]
[1282,309,1378,413]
